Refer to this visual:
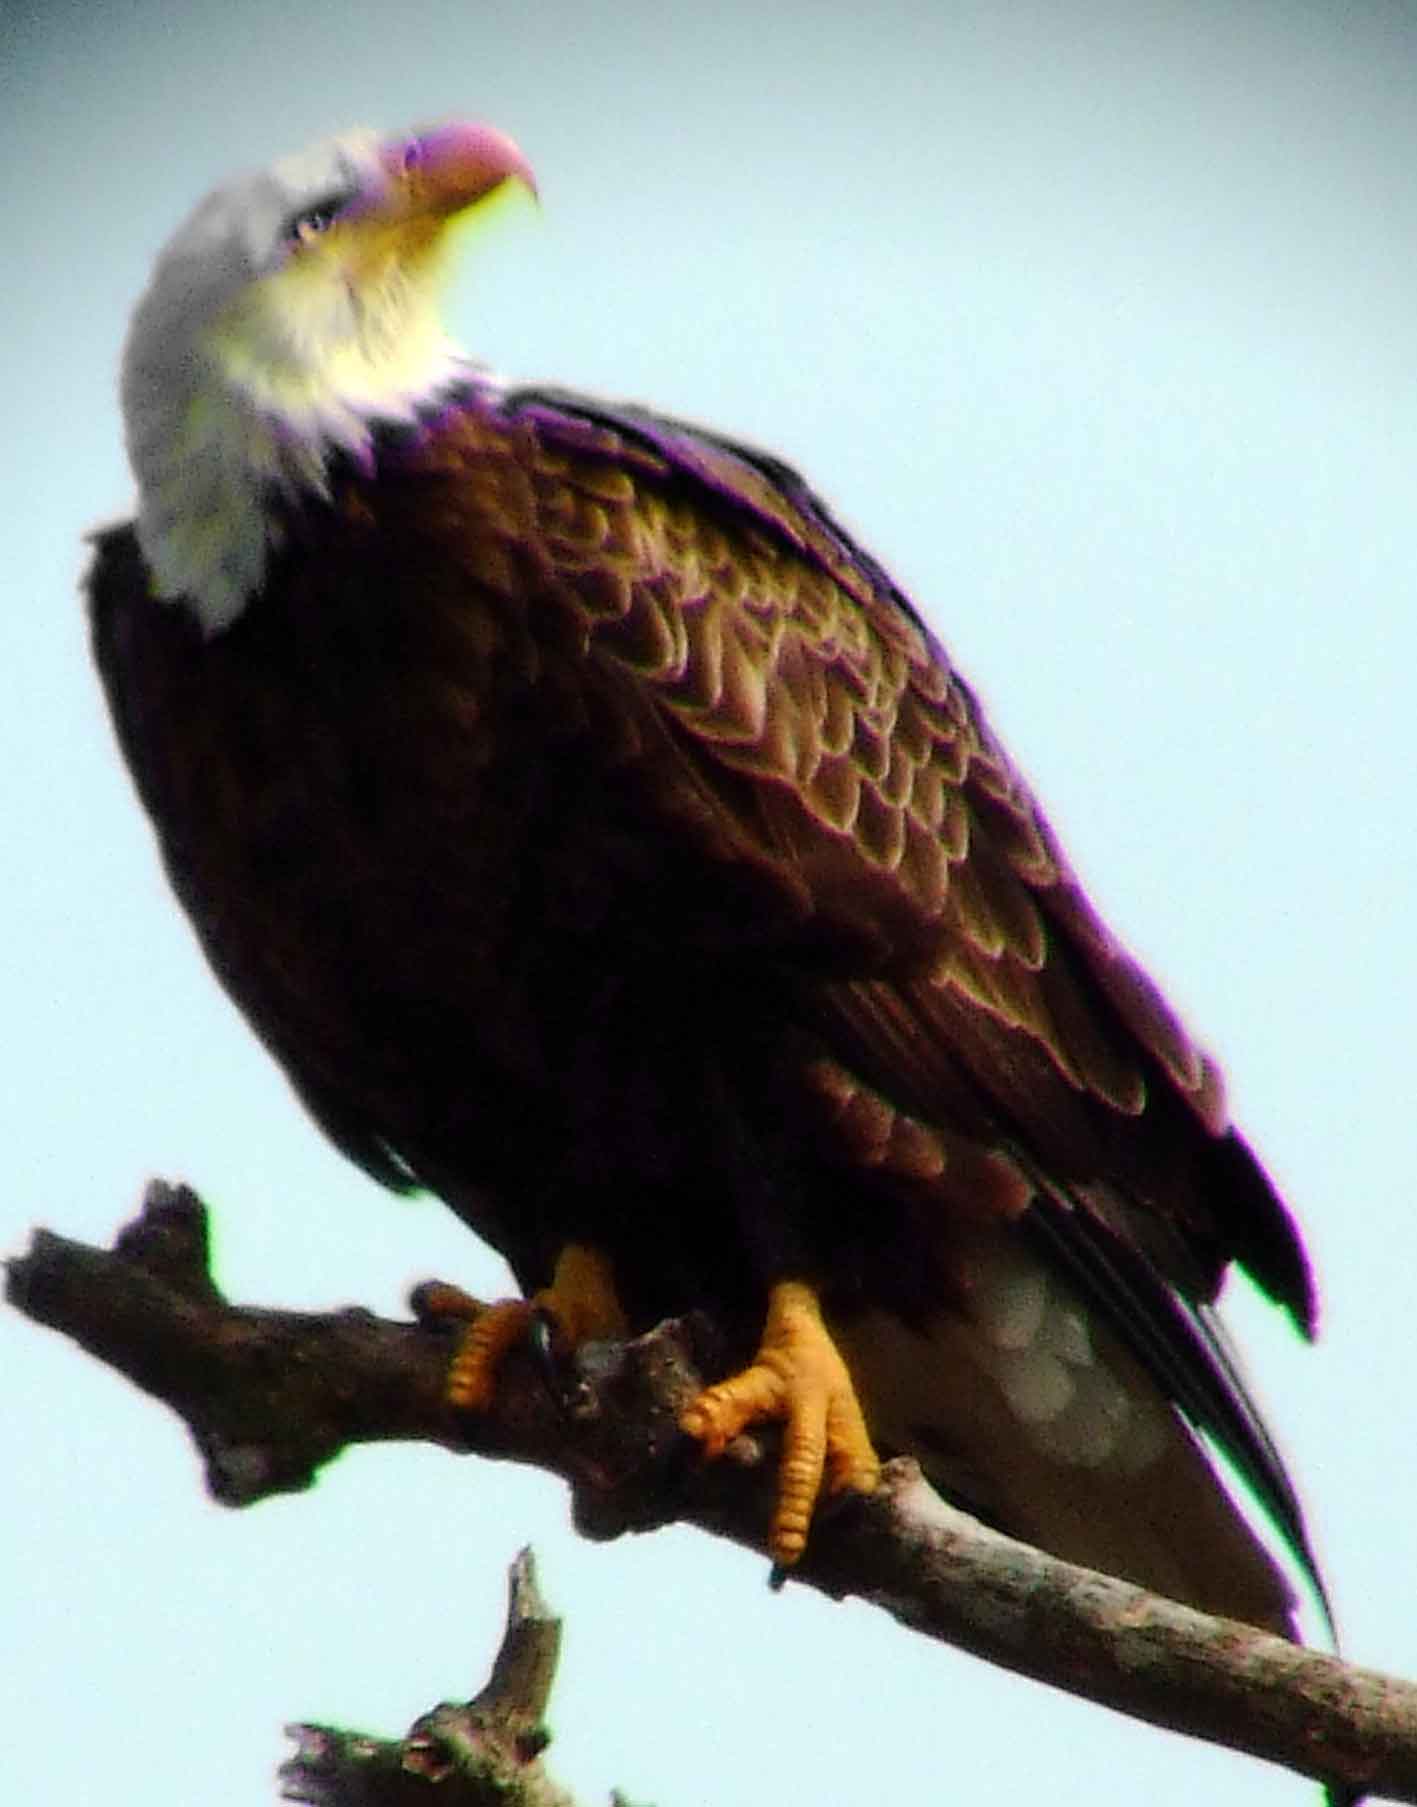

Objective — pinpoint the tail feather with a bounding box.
[1022,1189,1332,1637]
[834,1229,1301,1639]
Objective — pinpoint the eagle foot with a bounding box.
[423,1245,630,1415]
[679,1279,881,1567]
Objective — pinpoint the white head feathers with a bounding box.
[122,126,479,632]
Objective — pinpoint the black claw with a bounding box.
[528,1306,559,1384]
[768,1561,790,1592]
[528,1306,596,1423]
[527,1306,569,1411]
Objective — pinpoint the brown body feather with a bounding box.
[90,381,1317,1633]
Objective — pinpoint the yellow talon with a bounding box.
[681,1280,881,1567]
[423,1245,629,1414]
[447,1296,537,1411]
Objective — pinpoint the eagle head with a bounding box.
[121,122,535,632]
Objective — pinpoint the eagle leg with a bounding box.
[680,1279,881,1566]
[425,1244,630,1413]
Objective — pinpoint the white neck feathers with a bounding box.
[123,281,465,633]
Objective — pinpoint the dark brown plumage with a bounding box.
[91,375,1323,1632]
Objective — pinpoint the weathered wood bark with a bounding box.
[280,1549,587,1807]
[9,1181,1417,1802]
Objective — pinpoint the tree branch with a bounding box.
[279,1548,585,1807]
[9,1181,1416,1802]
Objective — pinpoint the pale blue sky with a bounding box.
[6,2,1416,1803]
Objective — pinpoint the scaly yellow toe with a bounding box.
[681,1280,880,1566]
[423,1244,629,1414]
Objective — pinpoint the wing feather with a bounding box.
[501,383,1319,1590]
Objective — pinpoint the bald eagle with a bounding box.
[90,121,1325,1635]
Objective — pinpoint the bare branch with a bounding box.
[280,1549,581,1807]
[9,1181,1416,1802]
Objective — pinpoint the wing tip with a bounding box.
[1212,1127,1320,1341]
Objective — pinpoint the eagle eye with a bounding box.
[285,192,349,246]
